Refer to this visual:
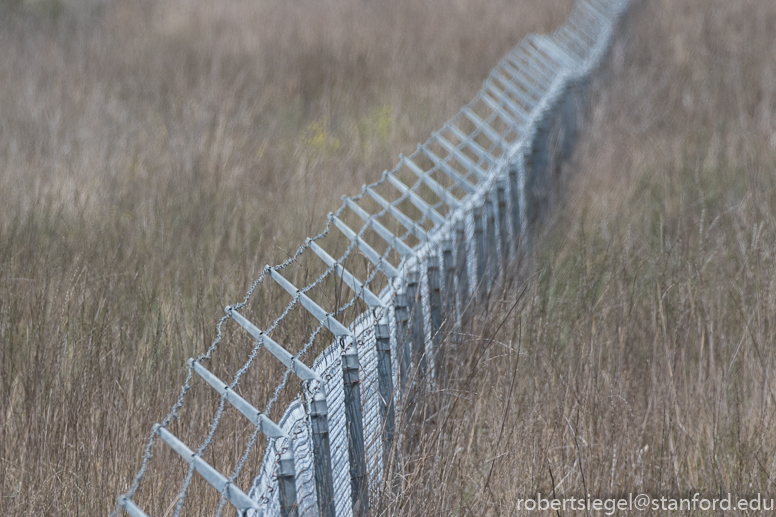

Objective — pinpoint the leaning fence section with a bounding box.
[113,0,632,516]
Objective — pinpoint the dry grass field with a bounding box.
[386,0,776,514]
[3,0,776,515]
[0,0,574,514]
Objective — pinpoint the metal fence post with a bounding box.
[442,238,455,312]
[310,392,335,517]
[375,321,394,469]
[342,345,368,515]
[473,205,487,300]
[559,80,580,164]
[442,238,455,316]
[496,179,509,267]
[486,194,498,286]
[440,238,455,387]
[278,446,298,517]
[455,219,471,324]
[508,163,521,253]
[394,292,410,397]
[527,110,554,227]
[426,254,442,388]
[406,269,426,391]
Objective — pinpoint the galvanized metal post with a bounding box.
[426,255,442,387]
[342,344,368,515]
[439,238,455,387]
[473,205,487,300]
[508,163,521,253]
[559,80,579,164]
[263,266,373,514]
[394,292,410,396]
[278,446,298,517]
[406,269,426,392]
[455,219,470,324]
[527,110,553,226]
[496,179,509,267]
[309,392,335,517]
[486,194,498,285]
[375,321,394,468]
[442,238,456,317]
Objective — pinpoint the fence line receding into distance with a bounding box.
[112,1,632,515]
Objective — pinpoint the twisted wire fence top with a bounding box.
[112,0,631,514]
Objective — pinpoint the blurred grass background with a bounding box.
[0,0,572,514]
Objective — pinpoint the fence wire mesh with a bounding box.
[113,0,632,515]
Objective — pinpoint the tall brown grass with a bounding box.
[0,0,573,514]
[387,0,776,514]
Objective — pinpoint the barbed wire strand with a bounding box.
[230,205,434,517]
[167,178,426,516]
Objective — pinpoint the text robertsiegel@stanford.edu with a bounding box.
[514,493,774,513]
